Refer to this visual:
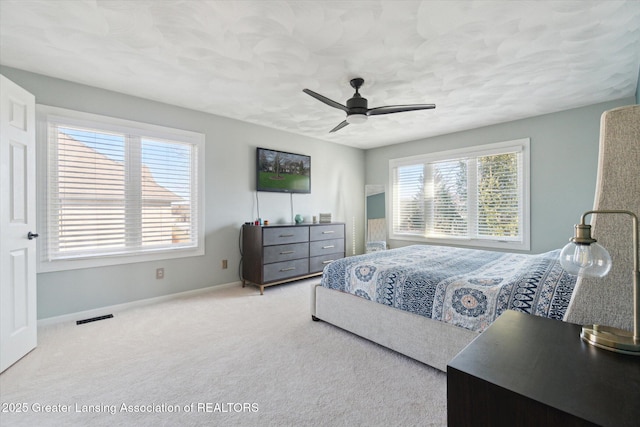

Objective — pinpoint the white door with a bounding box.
[0,75,37,373]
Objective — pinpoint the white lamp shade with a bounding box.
[559,241,612,278]
[346,113,367,124]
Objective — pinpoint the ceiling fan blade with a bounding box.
[367,104,436,116]
[303,89,348,112]
[329,120,349,133]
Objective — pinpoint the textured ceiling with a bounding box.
[1,1,639,149]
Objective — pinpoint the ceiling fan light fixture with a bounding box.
[346,113,367,124]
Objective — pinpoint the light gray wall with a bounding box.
[1,66,365,319]
[365,97,636,254]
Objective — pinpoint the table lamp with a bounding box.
[559,209,639,355]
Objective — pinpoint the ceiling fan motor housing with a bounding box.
[346,95,368,123]
[346,95,368,114]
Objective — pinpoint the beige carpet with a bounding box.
[0,279,447,426]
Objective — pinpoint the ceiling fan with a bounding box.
[303,77,436,133]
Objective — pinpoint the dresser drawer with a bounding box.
[263,226,309,246]
[263,242,309,264]
[310,254,341,274]
[310,238,344,257]
[263,258,309,283]
[310,224,344,241]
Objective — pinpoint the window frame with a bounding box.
[388,139,530,251]
[36,105,205,272]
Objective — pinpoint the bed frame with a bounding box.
[311,284,477,371]
[312,104,639,372]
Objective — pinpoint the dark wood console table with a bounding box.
[447,310,640,426]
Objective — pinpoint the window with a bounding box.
[389,139,530,250]
[37,106,205,272]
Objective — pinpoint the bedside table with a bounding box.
[447,310,640,426]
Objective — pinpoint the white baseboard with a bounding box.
[37,281,242,327]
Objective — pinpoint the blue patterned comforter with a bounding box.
[320,245,576,333]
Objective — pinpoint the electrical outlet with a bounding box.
[222,259,228,269]
[156,268,164,279]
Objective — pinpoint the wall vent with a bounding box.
[76,314,114,325]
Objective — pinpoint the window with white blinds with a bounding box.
[37,106,204,272]
[389,139,530,250]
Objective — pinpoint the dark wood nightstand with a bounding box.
[447,310,640,426]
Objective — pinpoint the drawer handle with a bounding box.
[322,260,334,264]
[322,230,335,234]
[279,234,295,237]
[280,267,296,272]
[280,250,295,255]
[322,245,335,249]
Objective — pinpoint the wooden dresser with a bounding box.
[241,223,345,294]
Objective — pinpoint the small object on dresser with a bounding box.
[294,214,303,224]
[319,213,332,223]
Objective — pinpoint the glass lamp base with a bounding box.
[581,325,640,356]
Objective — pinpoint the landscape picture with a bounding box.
[257,147,311,193]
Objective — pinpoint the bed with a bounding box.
[311,104,639,372]
[312,245,576,371]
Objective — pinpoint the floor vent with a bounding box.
[76,314,114,325]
